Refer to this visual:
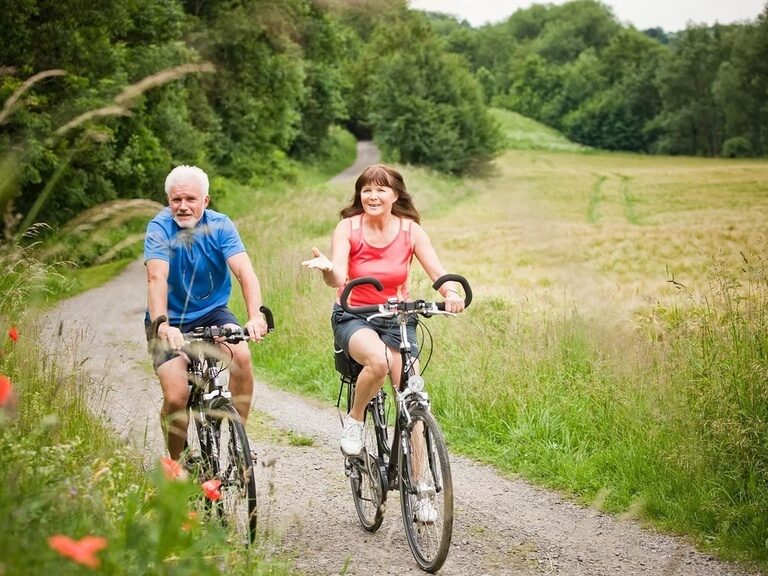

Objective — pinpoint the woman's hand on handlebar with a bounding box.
[443,290,465,314]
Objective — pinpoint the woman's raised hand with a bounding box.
[301,247,333,272]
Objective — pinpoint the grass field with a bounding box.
[230,116,768,567]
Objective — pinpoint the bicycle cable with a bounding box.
[414,317,434,375]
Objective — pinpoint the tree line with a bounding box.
[429,0,768,157]
[0,0,499,234]
[1,0,766,235]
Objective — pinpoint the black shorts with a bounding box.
[144,306,239,371]
[331,303,419,358]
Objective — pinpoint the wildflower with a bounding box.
[7,327,18,342]
[160,457,187,480]
[202,478,222,501]
[0,375,13,406]
[47,535,108,569]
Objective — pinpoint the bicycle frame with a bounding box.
[150,308,274,546]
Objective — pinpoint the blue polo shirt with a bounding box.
[144,207,246,326]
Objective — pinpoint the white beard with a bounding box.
[173,215,201,229]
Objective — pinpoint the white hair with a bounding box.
[164,165,210,197]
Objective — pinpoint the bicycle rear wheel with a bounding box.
[398,405,453,573]
[349,396,386,532]
[208,402,258,545]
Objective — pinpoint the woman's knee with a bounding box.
[361,352,390,379]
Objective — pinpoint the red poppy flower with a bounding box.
[47,535,108,569]
[160,457,186,480]
[0,375,13,407]
[201,478,222,501]
[7,327,18,342]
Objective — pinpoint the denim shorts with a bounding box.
[144,306,240,371]
[331,303,419,358]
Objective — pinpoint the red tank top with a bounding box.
[337,215,415,307]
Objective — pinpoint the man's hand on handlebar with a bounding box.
[158,322,185,351]
[245,314,269,342]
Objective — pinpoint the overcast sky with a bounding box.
[408,0,765,32]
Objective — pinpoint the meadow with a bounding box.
[229,111,768,566]
[2,111,767,571]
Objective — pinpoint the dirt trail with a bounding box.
[41,143,759,576]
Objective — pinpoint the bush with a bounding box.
[721,136,753,158]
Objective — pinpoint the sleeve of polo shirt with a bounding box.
[144,220,171,263]
[218,217,246,259]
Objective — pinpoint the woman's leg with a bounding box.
[340,328,396,455]
[346,328,391,420]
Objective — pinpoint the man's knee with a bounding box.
[230,345,252,374]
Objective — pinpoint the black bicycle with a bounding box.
[336,274,472,572]
[151,307,274,545]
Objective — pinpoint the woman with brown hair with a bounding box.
[302,164,464,463]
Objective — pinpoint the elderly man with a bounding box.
[144,164,268,461]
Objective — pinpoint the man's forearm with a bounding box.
[240,272,263,320]
[147,278,169,322]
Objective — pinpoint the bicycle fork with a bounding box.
[390,403,443,498]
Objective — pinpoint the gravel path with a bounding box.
[40,144,760,576]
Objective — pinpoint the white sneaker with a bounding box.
[340,416,364,456]
[413,496,438,524]
[413,482,437,523]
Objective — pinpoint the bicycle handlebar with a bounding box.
[151,305,275,342]
[339,274,473,315]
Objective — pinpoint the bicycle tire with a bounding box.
[206,402,257,545]
[398,405,453,573]
[349,397,386,532]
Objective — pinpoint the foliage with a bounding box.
[426,0,768,157]
[362,12,502,174]
[0,239,292,575]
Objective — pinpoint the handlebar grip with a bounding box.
[260,305,275,332]
[339,277,383,314]
[432,274,473,310]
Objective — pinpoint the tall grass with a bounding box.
[425,248,768,560]
[0,239,293,574]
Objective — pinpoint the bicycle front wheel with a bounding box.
[209,402,258,545]
[349,398,386,532]
[398,405,453,573]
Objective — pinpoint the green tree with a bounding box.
[289,4,351,161]
[654,25,733,155]
[562,28,664,150]
[364,13,501,174]
[0,0,196,231]
[713,7,768,156]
